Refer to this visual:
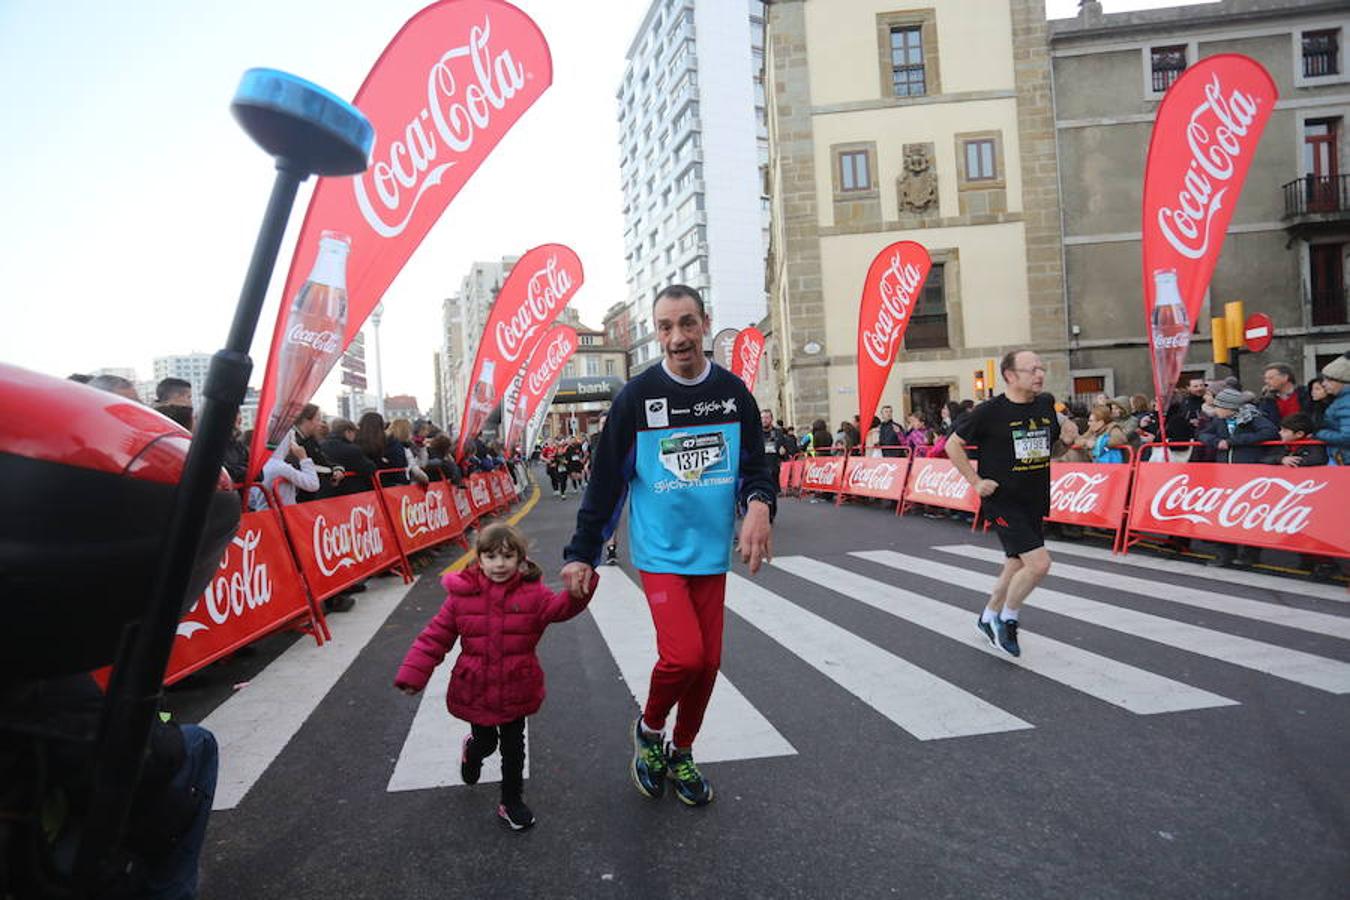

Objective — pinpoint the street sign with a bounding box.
[1244,313,1273,353]
[341,370,368,389]
[341,355,366,375]
[712,328,739,368]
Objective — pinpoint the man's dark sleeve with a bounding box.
[564,390,636,566]
[736,387,777,519]
[954,401,987,444]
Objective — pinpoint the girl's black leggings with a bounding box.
[468,717,526,801]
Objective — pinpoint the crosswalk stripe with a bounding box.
[772,557,1237,715]
[203,577,412,811]
[1044,540,1348,604]
[588,570,796,762]
[938,545,1350,641]
[856,551,1350,695]
[725,573,1033,740]
[387,647,529,792]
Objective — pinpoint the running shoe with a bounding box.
[993,618,1021,657]
[665,746,714,807]
[460,734,481,785]
[631,717,667,799]
[976,615,996,648]
[498,798,536,831]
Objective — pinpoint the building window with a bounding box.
[839,150,871,192]
[605,359,616,376]
[1303,29,1340,78]
[889,26,925,97]
[1310,243,1347,326]
[1150,45,1187,93]
[586,356,600,376]
[903,264,947,350]
[963,139,996,181]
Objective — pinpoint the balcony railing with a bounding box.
[1284,174,1350,219]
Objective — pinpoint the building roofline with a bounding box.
[1051,0,1347,44]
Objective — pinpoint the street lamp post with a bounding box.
[372,302,385,418]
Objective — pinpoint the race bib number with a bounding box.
[1012,427,1050,465]
[764,440,777,454]
[659,432,727,482]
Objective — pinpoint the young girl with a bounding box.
[394,523,596,831]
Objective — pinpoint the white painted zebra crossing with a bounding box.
[856,550,1350,694]
[203,551,1350,810]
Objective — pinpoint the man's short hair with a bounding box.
[653,284,705,316]
[89,374,135,394]
[294,403,320,427]
[1000,349,1027,380]
[1264,362,1294,380]
[156,377,192,404]
[329,417,356,436]
[67,373,92,384]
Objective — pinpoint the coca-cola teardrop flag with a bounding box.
[1141,54,1277,401]
[512,324,577,450]
[730,327,765,392]
[454,246,583,460]
[856,241,931,451]
[248,0,554,485]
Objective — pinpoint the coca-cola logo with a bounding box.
[1050,471,1109,515]
[1156,73,1260,261]
[803,460,842,485]
[401,490,451,539]
[354,18,528,238]
[912,463,971,500]
[286,324,343,355]
[737,338,762,387]
[861,253,924,368]
[848,462,901,492]
[1147,473,1325,534]
[453,489,472,519]
[526,331,575,395]
[313,505,386,577]
[496,256,575,363]
[470,479,491,506]
[1152,330,1190,350]
[178,529,274,639]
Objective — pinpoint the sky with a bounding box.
[0,0,1206,416]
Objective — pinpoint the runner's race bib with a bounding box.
[659,432,727,482]
[1012,426,1050,465]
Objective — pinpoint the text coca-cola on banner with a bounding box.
[383,483,461,554]
[856,242,931,451]
[904,458,979,513]
[1128,463,1350,558]
[248,1,555,485]
[1047,462,1132,531]
[730,327,765,392]
[281,493,401,600]
[454,244,584,460]
[800,457,845,492]
[516,324,577,441]
[167,512,313,684]
[1140,54,1277,401]
[839,457,910,501]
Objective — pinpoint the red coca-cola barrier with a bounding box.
[778,460,792,493]
[164,508,318,685]
[468,472,495,518]
[377,480,468,557]
[799,456,846,496]
[452,481,476,529]
[902,456,980,516]
[279,490,407,602]
[1048,457,1135,552]
[1124,444,1350,559]
[838,455,911,504]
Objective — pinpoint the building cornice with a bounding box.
[812,89,1016,117]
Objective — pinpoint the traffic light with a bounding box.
[973,369,985,396]
[985,358,996,396]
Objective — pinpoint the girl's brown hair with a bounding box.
[475,523,542,581]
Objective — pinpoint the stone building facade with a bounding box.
[764,0,1067,428]
[1052,0,1350,401]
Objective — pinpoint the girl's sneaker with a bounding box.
[498,799,535,831]
[460,735,482,785]
[665,746,714,806]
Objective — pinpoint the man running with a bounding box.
[561,285,775,807]
[945,349,1057,657]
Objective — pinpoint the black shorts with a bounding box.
[981,502,1045,558]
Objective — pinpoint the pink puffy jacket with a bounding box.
[394,565,596,725]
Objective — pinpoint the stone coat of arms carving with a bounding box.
[899,143,937,213]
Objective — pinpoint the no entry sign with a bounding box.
[1244,313,1273,353]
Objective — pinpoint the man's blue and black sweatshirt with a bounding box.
[564,361,777,575]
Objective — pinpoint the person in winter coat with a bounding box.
[1314,356,1350,465]
[394,523,596,831]
[1198,388,1279,464]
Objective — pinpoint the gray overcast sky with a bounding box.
[0,0,1203,414]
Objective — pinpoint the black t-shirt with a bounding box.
[955,393,1059,515]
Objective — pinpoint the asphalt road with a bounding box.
[166,471,1350,899]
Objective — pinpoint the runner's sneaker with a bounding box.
[976,615,996,648]
[993,618,1021,657]
[631,717,667,799]
[460,735,481,785]
[497,799,536,831]
[665,746,714,807]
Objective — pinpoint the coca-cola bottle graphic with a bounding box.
[506,388,528,450]
[1150,268,1190,399]
[267,230,350,446]
[462,358,497,445]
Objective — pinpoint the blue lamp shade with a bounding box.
[231,68,373,176]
